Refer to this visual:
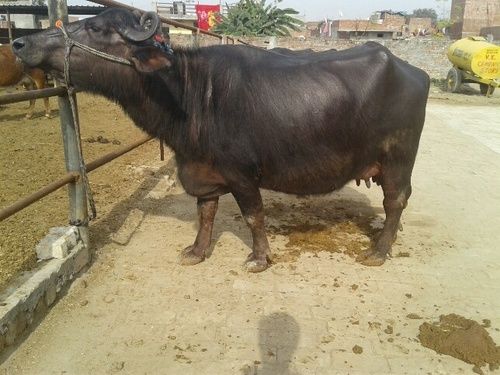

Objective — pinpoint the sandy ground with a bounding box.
[0,98,499,374]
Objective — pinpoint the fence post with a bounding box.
[7,11,13,43]
[221,35,227,45]
[47,0,89,247]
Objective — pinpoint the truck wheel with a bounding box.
[447,68,462,93]
[480,83,495,96]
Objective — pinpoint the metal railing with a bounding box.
[0,0,245,236]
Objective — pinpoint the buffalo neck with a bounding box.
[82,47,213,160]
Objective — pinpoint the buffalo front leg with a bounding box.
[33,76,51,118]
[232,189,271,273]
[42,97,51,118]
[358,171,411,266]
[179,197,219,266]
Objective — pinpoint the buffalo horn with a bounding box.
[118,11,160,42]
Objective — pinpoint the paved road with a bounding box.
[1,101,500,374]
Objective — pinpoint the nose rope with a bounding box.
[56,20,133,66]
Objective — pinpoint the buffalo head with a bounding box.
[12,8,172,85]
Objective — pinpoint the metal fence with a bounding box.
[0,0,243,247]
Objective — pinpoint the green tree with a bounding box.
[213,0,303,37]
[411,8,438,22]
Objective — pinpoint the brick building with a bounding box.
[408,17,433,35]
[450,0,500,39]
[332,19,404,39]
[331,11,433,40]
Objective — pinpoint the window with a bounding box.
[377,33,384,38]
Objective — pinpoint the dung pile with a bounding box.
[418,314,500,374]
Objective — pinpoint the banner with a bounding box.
[195,4,221,31]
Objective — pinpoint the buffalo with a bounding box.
[13,9,430,272]
[1,44,51,119]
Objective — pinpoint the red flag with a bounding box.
[195,4,221,31]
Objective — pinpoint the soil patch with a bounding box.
[418,314,500,373]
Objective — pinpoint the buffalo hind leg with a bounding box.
[232,189,270,273]
[179,197,219,266]
[357,169,411,266]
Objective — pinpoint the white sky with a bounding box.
[74,0,452,21]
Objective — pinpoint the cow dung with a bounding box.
[418,314,500,372]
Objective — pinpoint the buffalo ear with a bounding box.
[131,47,172,73]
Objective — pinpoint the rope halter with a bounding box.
[54,16,173,224]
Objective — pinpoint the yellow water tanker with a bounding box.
[446,37,499,96]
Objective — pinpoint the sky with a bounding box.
[72,0,452,21]
[279,0,452,21]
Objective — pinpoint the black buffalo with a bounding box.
[13,9,430,272]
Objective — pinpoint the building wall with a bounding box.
[0,0,36,29]
[408,18,433,34]
[380,14,406,31]
[451,0,500,39]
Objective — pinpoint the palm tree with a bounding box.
[213,0,303,37]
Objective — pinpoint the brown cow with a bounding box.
[0,44,51,119]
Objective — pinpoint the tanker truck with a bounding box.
[447,36,499,96]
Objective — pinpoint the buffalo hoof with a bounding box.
[179,246,205,266]
[356,250,387,267]
[45,113,51,119]
[244,254,269,273]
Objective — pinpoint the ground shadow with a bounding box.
[242,312,301,375]
[432,79,489,96]
[0,158,381,364]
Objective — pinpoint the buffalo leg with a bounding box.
[358,169,411,266]
[22,81,36,119]
[42,97,51,118]
[179,197,219,266]
[232,189,270,273]
[33,75,51,118]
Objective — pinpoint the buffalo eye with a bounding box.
[87,23,101,33]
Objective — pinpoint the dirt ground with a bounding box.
[0,82,499,373]
[0,92,165,290]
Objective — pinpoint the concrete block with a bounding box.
[71,243,90,274]
[51,237,69,259]
[45,280,57,307]
[110,209,144,245]
[35,226,81,261]
[5,314,26,346]
[0,225,90,354]
[36,227,66,260]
